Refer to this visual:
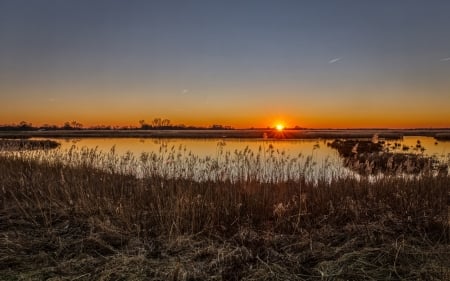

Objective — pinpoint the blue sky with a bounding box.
[1,0,450,127]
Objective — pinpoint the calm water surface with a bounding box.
[28,136,450,180]
[56,138,334,158]
[50,136,450,160]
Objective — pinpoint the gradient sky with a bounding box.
[1,0,450,128]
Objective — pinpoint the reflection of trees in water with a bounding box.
[63,138,82,144]
[152,139,174,146]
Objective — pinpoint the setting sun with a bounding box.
[276,124,285,131]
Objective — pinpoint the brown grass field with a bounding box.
[0,142,449,280]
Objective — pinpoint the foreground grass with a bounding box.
[0,149,449,280]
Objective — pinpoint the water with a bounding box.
[54,137,335,161]
[387,136,450,158]
[44,138,340,181]
[22,136,450,181]
[50,136,450,161]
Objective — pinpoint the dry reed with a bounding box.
[0,143,448,280]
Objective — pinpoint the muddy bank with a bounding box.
[436,133,450,141]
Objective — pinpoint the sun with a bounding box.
[275,124,285,131]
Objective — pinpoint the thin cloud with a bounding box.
[441,57,450,61]
[328,57,342,64]
[182,89,189,94]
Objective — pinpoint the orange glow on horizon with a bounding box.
[1,111,450,129]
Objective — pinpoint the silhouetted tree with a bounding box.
[19,121,33,130]
[152,118,162,128]
[161,119,171,127]
[63,122,72,129]
[139,119,151,129]
[70,121,83,129]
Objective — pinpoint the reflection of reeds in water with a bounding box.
[0,143,449,280]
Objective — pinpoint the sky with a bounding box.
[1,0,450,128]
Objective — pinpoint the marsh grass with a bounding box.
[0,139,59,151]
[330,139,449,176]
[0,144,448,280]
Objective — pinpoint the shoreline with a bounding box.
[1,128,450,140]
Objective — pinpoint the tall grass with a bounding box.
[0,143,448,280]
[1,144,447,235]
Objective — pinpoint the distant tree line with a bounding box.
[0,118,234,131]
[0,121,86,131]
[138,118,233,130]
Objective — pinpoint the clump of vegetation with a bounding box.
[0,144,448,280]
[329,139,448,175]
[329,139,384,157]
[0,139,60,151]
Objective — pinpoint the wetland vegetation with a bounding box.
[0,139,60,151]
[329,139,448,176]
[0,138,448,280]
